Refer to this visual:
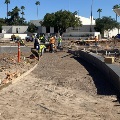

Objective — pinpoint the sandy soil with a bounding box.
[0,52,38,84]
[0,49,120,120]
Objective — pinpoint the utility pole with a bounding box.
[68,0,70,11]
[78,10,79,32]
[90,0,94,32]
[18,42,20,62]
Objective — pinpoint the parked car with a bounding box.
[25,36,33,42]
[115,34,120,39]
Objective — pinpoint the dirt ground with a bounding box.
[0,39,120,120]
[0,51,38,85]
[0,47,120,120]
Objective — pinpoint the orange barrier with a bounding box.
[18,42,20,62]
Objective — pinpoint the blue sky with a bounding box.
[0,0,120,22]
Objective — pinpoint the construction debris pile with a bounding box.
[0,52,38,86]
[67,39,120,67]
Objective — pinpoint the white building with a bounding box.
[75,15,95,25]
[2,14,119,38]
[66,15,96,33]
[2,26,28,34]
[104,28,119,38]
[1,26,28,39]
[104,8,120,38]
[75,14,119,38]
[30,20,54,33]
[63,15,100,40]
[76,12,119,38]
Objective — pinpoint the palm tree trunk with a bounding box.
[7,4,8,19]
[22,10,23,18]
[99,12,100,18]
[90,5,92,32]
[116,14,117,21]
[90,0,93,32]
[37,6,38,18]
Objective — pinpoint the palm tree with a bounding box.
[35,1,40,18]
[4,0,10,19]
[21,6,25,19]
[90,0,94,32]
[97,8,102,18]
[113,4,120,21]
[12,6,20,25]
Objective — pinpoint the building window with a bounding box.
[46,27,50,33]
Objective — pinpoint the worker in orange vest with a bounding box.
[49,36,56,53]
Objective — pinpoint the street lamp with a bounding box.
[78,10,79,32]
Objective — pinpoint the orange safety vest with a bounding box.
[95,37,98,42]
[50,37,55,44]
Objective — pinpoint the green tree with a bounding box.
[0,18,6,32]
[41,13,55,27]
[97,8,102,18]
[6,11,12,24]
[4,0,10,19]
[94,16,119,36]
[42,10,82,33]
[21,6,25,19]
[21,6,25,24]
[27,23,38,33]
[5,6,27,25]
[12,6,20,25]
[113,4,120,21]
[6,6,20,25]
[35,1,40,18]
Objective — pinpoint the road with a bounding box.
[0,51,120,120]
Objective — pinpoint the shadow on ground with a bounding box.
[71,52,120,103]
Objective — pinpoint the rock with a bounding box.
[29,54,36,59]
[0,69,3,72]
[2,79,10,84]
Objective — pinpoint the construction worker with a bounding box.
[94,36,98,47]
[38,44,46,58]
[19,39,25,46]
[39,35,43,40]
[39,34,45,43]
[34,38,40,49]
[11,34,16,41]
[32,34,35,42]
[57,35,62,48]
[49,36,56,53]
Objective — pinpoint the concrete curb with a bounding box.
[0,46,32,53]
[68,49,120,93]
[0,82,12,91]
[0,63,38,90]
[12,63,38,84]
